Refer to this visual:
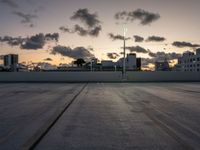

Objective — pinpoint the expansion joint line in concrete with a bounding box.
[21,83,88,150]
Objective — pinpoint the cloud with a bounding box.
[21,33,46,49]
[44,58,53,61]
[59,26,71,33]
[45,33,59,42]
[60,8,102,37]
[125,46,149,53]
[133,35,144,42]
[172,41,200,48]
[0,33,59,50]
[89,26,102,37]
[148,51,157,57]
[146,36,166,42]
[13,11,37,27]
[21,33,59,50]
[115,9,160,25]
[148,51,181,60]
[60,25,102,37]
[73,25,88,36]
[0,36,24,46]
[71,8,100,28]
[0,0,18,8]
[107,53,120,59]
[51,45,95,60]
[142,51,181,67]
[108,33,131,41]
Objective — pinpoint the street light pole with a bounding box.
[123,27,127,78]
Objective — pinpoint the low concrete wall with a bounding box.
[0,72,122,82]
[126,72,200,82]
[0,71,199,82]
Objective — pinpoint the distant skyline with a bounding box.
[0,0,200,69]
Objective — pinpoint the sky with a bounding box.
[0,0,200,69]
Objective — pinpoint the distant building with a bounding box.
[4,54,18,72]
[126,53,137,70]
[116,53,138,70]
[176,49,200,72]
[102,60,115,68]
[0,65,5,72]
[155,59,170,71]
[136,58,141,71]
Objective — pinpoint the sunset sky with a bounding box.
[0,0,200,68]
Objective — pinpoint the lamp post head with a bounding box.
[123,27,128,37]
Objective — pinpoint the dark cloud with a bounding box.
[60,8,102,37]
[51,45,95,60]
[115,9,160,25]
[108,33,131,41]
[71,8,100,28]
[0,36,24,46]
[45,33,59,42]
[44,58,53,61]
[148,51,157,57]
[107,53,120,59]
[0,0,18,8]
[125,46,149,53]
[73,24,89,36]
[0,33,59,50]
[133,35,144,42]
[21,33,59,50]
[146,36,166,42]
[89,26,102,37]
[172,41,200,48]
[60,25,102,37]
[13,11,37,27]
[21,33,45,49]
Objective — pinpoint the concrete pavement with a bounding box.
[0,83,200,150]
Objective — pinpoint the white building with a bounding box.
[116,53,137,70]
[176,49,200,72]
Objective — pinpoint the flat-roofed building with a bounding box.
[177,49,200,72]
[4,54,18,72]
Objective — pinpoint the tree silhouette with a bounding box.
[74,58,86,67]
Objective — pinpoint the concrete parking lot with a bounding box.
[0,83,200,150]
